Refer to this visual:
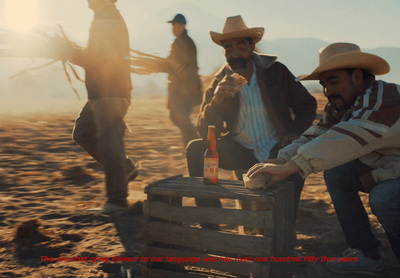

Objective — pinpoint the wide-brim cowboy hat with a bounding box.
[300,42,390,80]
[210,15,264,46]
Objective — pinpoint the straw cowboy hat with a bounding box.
[300,42,390,80]
[210,15,264,46]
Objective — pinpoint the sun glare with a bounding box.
[4,0,38,33]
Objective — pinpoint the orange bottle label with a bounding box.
[204,158,218,179]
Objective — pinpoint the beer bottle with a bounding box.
[203,125,219,185]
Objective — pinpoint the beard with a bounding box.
[328,82,360,111]
[328,95,352,111]
[227,58,251,74]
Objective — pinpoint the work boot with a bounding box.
[326,248,386,276]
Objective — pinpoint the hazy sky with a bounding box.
[0,0,399,49]
[131,0,400,49]
[0,0,399,113]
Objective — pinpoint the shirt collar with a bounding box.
[243,62,257,87]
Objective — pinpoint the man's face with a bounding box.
[222,38,254,74]
[172,23,185,37]
[319,69,361,111]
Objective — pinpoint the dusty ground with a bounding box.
[0,94,399,277]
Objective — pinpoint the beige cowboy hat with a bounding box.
[210,15,264,46]
[300,42,390,80]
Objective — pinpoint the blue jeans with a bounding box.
[324,161,400,260]
[73,98,130,205]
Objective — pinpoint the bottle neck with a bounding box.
[207,128,216,151]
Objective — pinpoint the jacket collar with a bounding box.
[252,52,277,69]
[177,29,188,38]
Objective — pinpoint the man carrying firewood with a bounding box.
[131,13,203,145]
[66,0,138,213]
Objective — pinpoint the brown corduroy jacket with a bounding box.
[197,53,317,141]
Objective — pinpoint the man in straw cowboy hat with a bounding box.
[186,15,316,217]
[247,42,400,275]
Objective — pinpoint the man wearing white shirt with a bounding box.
[186,16,316,214]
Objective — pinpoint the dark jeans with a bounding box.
[324,161,400,260]
[72,98,130,206]
[186,137,304,216]
[186,137,259,177]
[169,104,198,145]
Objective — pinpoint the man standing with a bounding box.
[157,13,203,144]
[248,43,400,275]
[186,16,317,212]
[131,13,202,144]
[69,0,137,213]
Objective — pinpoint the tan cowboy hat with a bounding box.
[300,42,390,80]
[210,15,264,46]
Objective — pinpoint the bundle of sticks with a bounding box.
[0,26,202,97]
[0,25,84,99]
[0,26,162,79]
[129,49,166,75]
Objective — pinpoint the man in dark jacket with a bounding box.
[186,16,317,214]
[68,0,137,213]
[158,14,203,144]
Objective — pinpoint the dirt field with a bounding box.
[0,94,399,277]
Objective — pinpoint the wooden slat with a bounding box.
[142,246,270,278]
[270,183,294,278]
[143,200,274,231]
[143,221,272,257]
[142,267,241,278]
[143,177,294,278]
[144,177,285,201]
[142,267,206,278]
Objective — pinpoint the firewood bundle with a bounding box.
[129,49,166,75]
[0,25,84,99]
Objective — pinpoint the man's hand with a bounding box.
[247,161,302,187]
[213,75,244,104]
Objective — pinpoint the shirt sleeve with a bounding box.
[278,102,343,163]
[292,81,400,177]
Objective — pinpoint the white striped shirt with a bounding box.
[231,66,279,162]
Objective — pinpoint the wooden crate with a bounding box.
[142,175,294,278]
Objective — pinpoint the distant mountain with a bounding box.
[258,38,400,93]
[263,38,399,79]
[130,0,400,94]
[258,37,326,77]
[370,47,400,84]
